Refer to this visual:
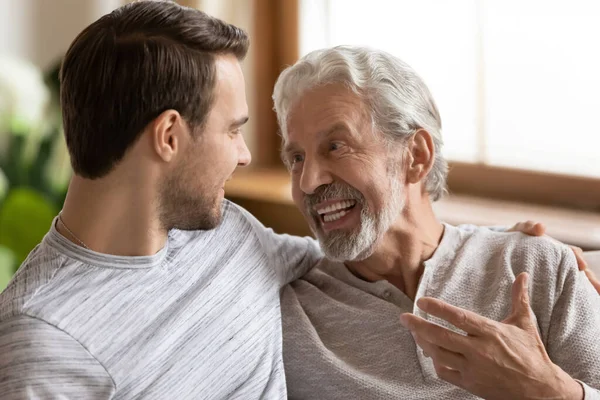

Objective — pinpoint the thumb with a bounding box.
[584,269,600,295]
[509,272,533,326]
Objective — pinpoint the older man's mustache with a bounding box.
[303,182,364,215]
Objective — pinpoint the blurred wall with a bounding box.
[190,0,257,156]
[0,0,122,69]
[0,0,257,155]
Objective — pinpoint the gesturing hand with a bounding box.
[400,273,583,400]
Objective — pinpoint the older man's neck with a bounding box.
[345,201,444,301]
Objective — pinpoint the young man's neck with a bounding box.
[57,174,167,257]
[345,198,444,301]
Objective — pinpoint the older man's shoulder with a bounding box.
[291,257,347,284]
[455,224,575,278]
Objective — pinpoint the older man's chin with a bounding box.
[315,230,372,262]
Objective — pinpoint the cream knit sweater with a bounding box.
[281,224,600,399]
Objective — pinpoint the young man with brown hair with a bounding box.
[0,2,595,400]
[0,2,319,398]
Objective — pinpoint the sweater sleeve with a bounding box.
[0,314,115,399]
[545,249,600,399]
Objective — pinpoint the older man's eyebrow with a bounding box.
[281,123,350,156]
[282,142,300,157]
[229,116,249,129]
[318,122,351,139]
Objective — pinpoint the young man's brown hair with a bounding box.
[60,0,249,178]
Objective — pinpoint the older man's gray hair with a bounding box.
[272,45,448,201]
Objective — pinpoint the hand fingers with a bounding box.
[584,269,600,294]
[510,272,530,315]
[505,272,538,331]
[433,363,462,387]
[400,313,470,353]
[507,222,527,233]
[414,297,496,336]
[528,222,546,236]
[412,333,466,371]
[507,221,546,236]
[569,246,588,271]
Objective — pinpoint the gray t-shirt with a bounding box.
[0,200,320,399]
[281,224,600,399]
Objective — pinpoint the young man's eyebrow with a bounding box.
[229,116,249,129]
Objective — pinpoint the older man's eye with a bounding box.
[292,154,304,164]
[329,142,342,151]
[287,154,304,171]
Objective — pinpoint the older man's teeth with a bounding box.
[323,209,350,223]
[317,200,356,215]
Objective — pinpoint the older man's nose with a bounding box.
[299,159,332,194]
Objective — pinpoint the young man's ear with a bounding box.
[405,129,435,184]
[151,110,184,162]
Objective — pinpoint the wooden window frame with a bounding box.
[253,0,299,167]
[251,0,600,214]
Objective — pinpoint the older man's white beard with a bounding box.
[317,178,405,262]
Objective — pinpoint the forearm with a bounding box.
[549,365,585,400]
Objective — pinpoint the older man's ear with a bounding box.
[405,129,436,185]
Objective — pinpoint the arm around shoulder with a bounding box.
[546,248,600,398]
[234,203,322,285]
[0,314,115,399]
[261,229,322,285]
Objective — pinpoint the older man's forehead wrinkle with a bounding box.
[286,84,373,155]
[286,123,353,158]
[317,122,351,140]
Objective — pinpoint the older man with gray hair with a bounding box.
[274,46,600,399]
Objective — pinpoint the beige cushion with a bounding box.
[584,251,600,276]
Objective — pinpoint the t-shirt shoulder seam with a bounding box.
[228,200,311,283]
[21,251,71,312]
[7,313,117,392]
[226,201,275,254]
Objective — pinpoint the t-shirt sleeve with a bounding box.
[259,228,322,286]
[234,203,322,285]
[545,249,600,398]
[0,314,115,399]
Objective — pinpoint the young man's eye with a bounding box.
[292,154,304,164]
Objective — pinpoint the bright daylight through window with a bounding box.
[300,0,600,178]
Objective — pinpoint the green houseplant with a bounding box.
[0,56,70,290]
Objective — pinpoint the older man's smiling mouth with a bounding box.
[315,199,357,224]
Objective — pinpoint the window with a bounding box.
[299,0,600,178]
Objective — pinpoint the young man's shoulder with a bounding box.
[0,242,68,323]
[219,199,268,234]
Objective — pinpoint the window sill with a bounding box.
[225,169,600,250]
